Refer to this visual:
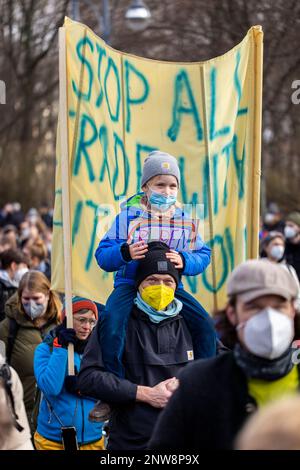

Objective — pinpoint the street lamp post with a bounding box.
[71,0,111,44]
[72,0,80,21]
[102,0,111,44]
[125,0,151,31]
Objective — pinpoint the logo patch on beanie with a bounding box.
[161,162,170,170]
[187,350,194,361]
[157,261,168,271]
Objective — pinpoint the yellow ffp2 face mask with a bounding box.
[141,284,175,311]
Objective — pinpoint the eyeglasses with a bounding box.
[74,317,97,327]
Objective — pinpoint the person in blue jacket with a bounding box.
[33,297,105,450]
[95,151,216,382]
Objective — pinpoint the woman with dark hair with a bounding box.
[0,270,61,431]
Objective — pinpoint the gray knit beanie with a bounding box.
[141,151,181,187]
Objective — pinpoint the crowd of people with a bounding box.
[0,151,300,451]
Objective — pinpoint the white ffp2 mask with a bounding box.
[284,226,298,239]
[14,267,28,285]
[270,245,285,261]
[240,307,294,360]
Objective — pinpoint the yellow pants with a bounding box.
[34,431,105,450]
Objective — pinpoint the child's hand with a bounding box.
[129,241,148,260]
[165,249,184,269]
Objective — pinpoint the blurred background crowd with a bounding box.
[0,202,53,321]
[0,0,299,214]
[1,199,300,322]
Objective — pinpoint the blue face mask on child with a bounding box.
[148,189,177,211]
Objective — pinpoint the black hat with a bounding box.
[135,241,180,288]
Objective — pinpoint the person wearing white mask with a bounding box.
[149,259,299,451]
[0,271,61,432]
[262,203,285,235]
[260,231,285,262]
[260,231,300,312]
[0,249,29,322]
[284,212,300,281]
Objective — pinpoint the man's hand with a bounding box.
[65,375,79,395]
[136,377,178,408]
[165,250,184,269]
[129,241,148,260]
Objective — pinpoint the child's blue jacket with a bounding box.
[95,194,211,288]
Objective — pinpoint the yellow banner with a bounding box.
[52,17,263,312]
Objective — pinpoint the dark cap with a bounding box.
[286,212,300,228]
[135,241,180,288]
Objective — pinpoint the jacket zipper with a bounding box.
[81,398,84,444]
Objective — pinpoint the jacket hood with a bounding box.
[42,327,57,346]
[120,193,144,211]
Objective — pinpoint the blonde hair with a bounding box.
[17,270,61,325]
[236,395,300,450]
[27,238,48,262]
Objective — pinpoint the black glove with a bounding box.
[55,324,77,348]
[65,375,79,395]
[121,242,132,262]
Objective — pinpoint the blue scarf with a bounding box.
[134,292,183,323]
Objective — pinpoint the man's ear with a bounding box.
[226,304,238,327]
[10,261,17,273]
[138,284,143,295]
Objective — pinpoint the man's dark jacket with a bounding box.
[149,352,259,450]
[285,241,300,280]
[0,279,16,322]
[78,306,195,450]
